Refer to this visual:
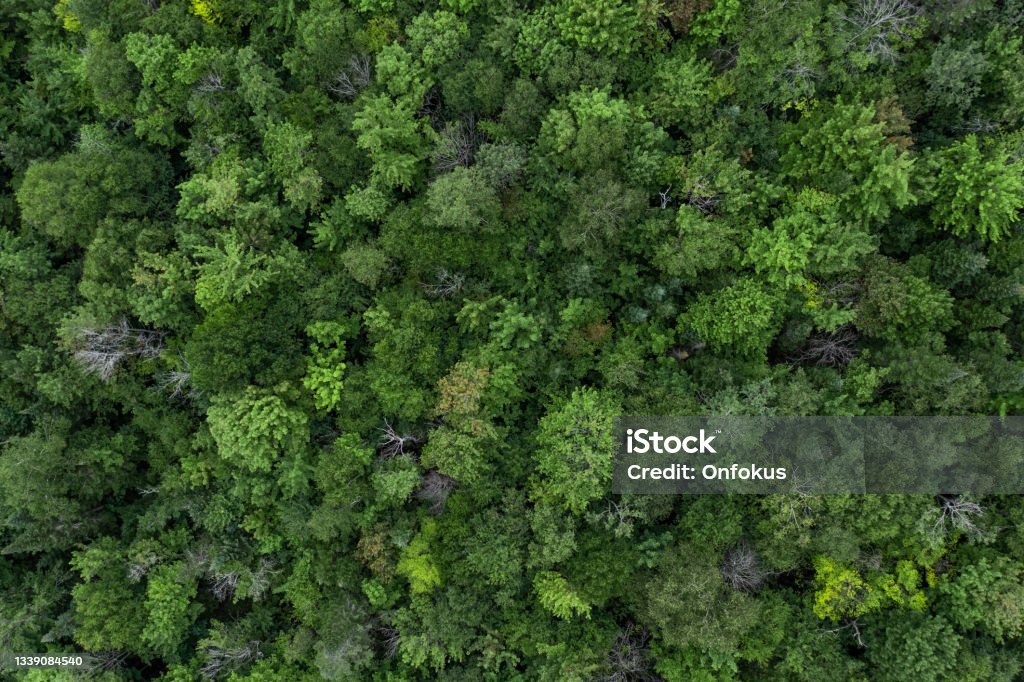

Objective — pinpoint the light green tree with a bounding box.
[929,135,1024,243]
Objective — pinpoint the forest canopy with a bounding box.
[2,0,1024,680]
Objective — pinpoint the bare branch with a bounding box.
[126,552,160,583]
[683,176,720,215]
[210,571,240,602]
[72,318,165,381]
[931,495,985,538]
[195,71,225,94]
[720,544,766,592]
[841,0,923,63]
[801,326,859,367]
[432,119,480,173]
[327,55,373,100]
[595,623,657,682]
[373,624,401,659]
[378,420,421,458]
[416,470,457,514]
[658,185,673,209]
[84,650,130,673]
[200,640,261,680]
[420,269,466,298]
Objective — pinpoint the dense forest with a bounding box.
[2,0,1024,679]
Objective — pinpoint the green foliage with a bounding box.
[940,556,1024,643]
[857,258,955,346]
[425,167,500,231]
[682,278,784,358]
[397,518,443,594]
[780,101,916,224]
[554,0,643,56]
[303,321,348,411]
[207,384,309,473]
[4,1,1024,678]
[864,612,962,682]
[352,94,430,191]
[406,11,468,69]
[194,236,301,310]
[644,49,713,127]
[811,556,926,622]
[142,563,200,660]
[534,570,592,619]
[534,388,620,514]
[642,544,760,654]
[929,135,1024,242]
[16,146,170,247]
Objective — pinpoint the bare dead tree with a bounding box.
[420,86,443,127]
[801,326,859,367]
[156,355,197,401]
[720,544,765,592]
[955,118,998,134]
[711,44,739,71]
[328,72,359,99]
[245,557,276,601]
[814,278,861,308]
[370,624,401,658]
[416,470,457,513]
[72,318,165,382]
[658,185,673,209]
[856,550,883,574]
[200,640,261,679]
[596,624,658,682]
[432,119,480,172]
[841,0,923,63]
[195,71,226,94]
[683,177,720,215]
[328,55,372,99]
[126,552,160,583]
[587,499,646,539]
[421,269,466,298]
[84,650,130,673]
[348,54,373,87]
[781,60,820,93]
[210,571,240,602]
[139,0,160,13]
[378,420,421,458]
[932,495,984,538]
[158,368,194,398]
[825,619,866,647]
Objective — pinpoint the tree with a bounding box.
[406,10,469,69]
[681,278,784,358]
[939,555,1024,643]
[554,0,643,57]
[780,101,916,225]
[641,544,761,654]
[863,612,961,682]
[352,94,430,192]
[142,563,200,660]
[206,384,309,473]
[535,571,592,620]
[533,388,620,515]
[856,257,955,347]
[425,167,500,231]
[928,135,1024,243]
[302,321,348,411]
[16,146,171,247]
